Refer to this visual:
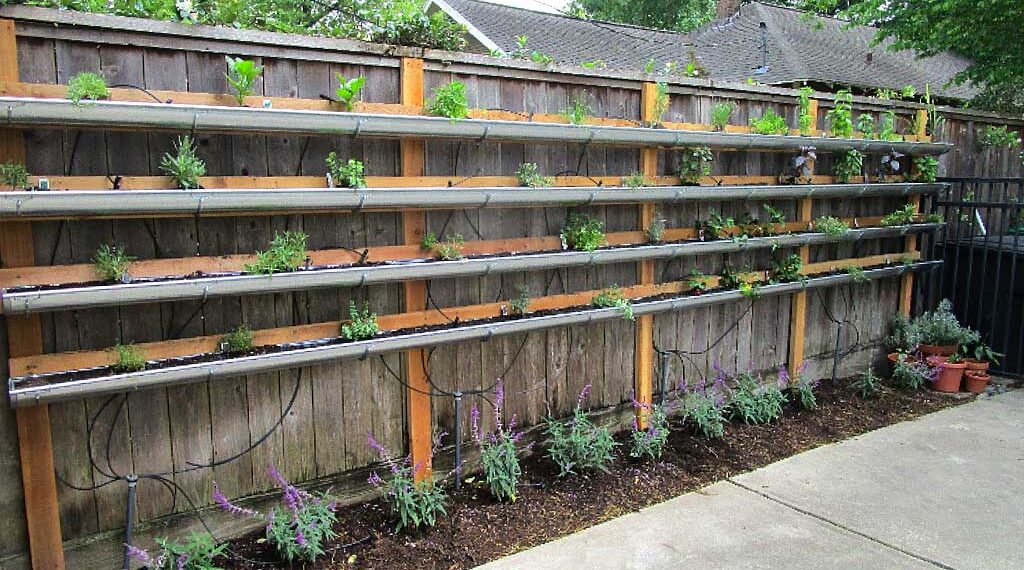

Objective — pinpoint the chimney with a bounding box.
[716,0,742,19]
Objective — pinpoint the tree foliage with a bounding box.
[565,0,716,32]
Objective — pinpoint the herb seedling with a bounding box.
[881,203,917,226]
[160,135,206,189]
[650,81,669,125]
[688,268,710,293]
[763,203,786,226]
[325,153,366,188]
[220,325,255,354]
[225,56,263,106]
[843,265,869,283]
[879,111,900,141]
[679,146,714,185]
[244,231,308,275]
[560,92,592,125]
[622,172,651,189]
[813,215,849,235]
[341,300,379,340]
[427,81,469,121]
[769,253,805,284]
[66,72,110,105]
[471,383,524,501]
[629,402,670,461]
[560,212,605,252]
[545,384,617,476]
[711,102,735,131]
[645,217,666,242]
[698,210,735,240]
[851,367,881,399]
[509,286,530,315]
[112,343,146,373]
[826,89,854,138]
[781,365,818,410]
[420,231,439,252]
[432,234,465,260]
[911,156,939,183]
[92,244,135,282]
[592,286,634,321]
[719,264,746,289]
[334,73,366,111]
[748,108,789,135]
[834,149,864,183]
[739,282,761,299]
[0,162,29,190]
[126,532,228,570]
[729,371,786,424]
[516,162,554,188]
[855,113,876,139]
[797,86,815,135]
[368,434,447,531]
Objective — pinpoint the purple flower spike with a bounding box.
[213,482,259,517]
[470,403,481,442]
[495,380,505,410]
[177,553,189,570]
[367,432,386,456]
[368,471,384,487]
[125,545,152,565]
[578,384,592,406]
[295,528,307,547]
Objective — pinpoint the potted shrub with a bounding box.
[962,340,1002,373]
[910,299,978,357]
[927,352,968,393]
[885,314,920,364]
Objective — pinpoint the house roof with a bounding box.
[427,0,977,101]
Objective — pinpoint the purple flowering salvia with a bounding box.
[470,403,482,442]
[176,553,189,570]
[368,471,384,487]
[212,482,260,517]
[578,383,592,406]
[125,544,152,566]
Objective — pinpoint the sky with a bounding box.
[483,0,571,14]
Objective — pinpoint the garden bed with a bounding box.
[221,380,971,569]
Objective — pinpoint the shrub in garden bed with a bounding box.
[368,433,448,531]
[545,384,618,476]
[629,401,670,461]
[472,382,526,502]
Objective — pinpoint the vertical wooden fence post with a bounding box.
[1,18,66,570]
[634,82,658,427]
[787,95,819,371]
[899,109,930,316]
[399,58,432,480]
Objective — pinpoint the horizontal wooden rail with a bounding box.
[8,252,916,379]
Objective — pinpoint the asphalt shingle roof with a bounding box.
[434,0,977,101]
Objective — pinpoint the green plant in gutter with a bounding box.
[699,210,735,240]
[645,217,666,242]
[420,231,439,251]
[66,72,110,106]
[334,73,366,111]
[719,264,745,289]
[911,156,939,183]
[813,216,850,235]
[509,286,530,316]
[560,92,593,126]
[834,149,864,183]
[622,172,650,190]
[92,244,135,282]
[769,253,805,284]
[827,89,854,138]
[678,146,714,185]
[516,162,554,188]
[225,56,263,106]
[245,231,308,275]
[341,301,379,341]
[220,325,255,354]
[427,81,469,121]
[112,343,146,373]
[650,81,670,125]
[560,212,605,252]
[711,102,735,131]
[797,86,815,136]
[748,108,789,135]
[924,212,943,223]
[739,281,761,299]
[855,113,876,139]
[592,286,634,321]
[922,84,945,140]
[433,234,465,260]
[160,135,206,190]
[763,204,786,226]
[687,268,710,293]
[0,162,29,190]
[851,367,882,399]
[325,153,366,188]
[843,265,870,283]
[881,204,918,226]
[879,111,901,141]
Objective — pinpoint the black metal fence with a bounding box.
[926,177,1024,378]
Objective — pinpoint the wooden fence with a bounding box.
[0,6,1021,569]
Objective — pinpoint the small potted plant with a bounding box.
[886,314,920,365]
[963,340,1002,373]
[927,352,968,393]
[910,299,978,357]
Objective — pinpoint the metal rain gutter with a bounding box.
[0,182,946,218]
[1,224,942,314]
[1,97,953,155]
[7,261,941,407]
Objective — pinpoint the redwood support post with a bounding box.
[899,110,930,315]
[787,95,818,370]
[399,58,432,480]
[1,18,66,570]
[634,82,659,427]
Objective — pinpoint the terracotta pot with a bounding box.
[964,358,990,372]
[963,370,991,394]
[929,357,967,392]
[919,343,958,357]
[888,352,919,365]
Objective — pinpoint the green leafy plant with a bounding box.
[978,125,1021,148]
[911,156,939,183]
[368,434,447,531]
[224,56,263,106]
[580,59,605,69]
[545,385,617,476]
[560,92,592,125]
[855,113,876,139]
[891,354,934,390]
[622,172,650,190]
[763,204,786,226]
[516,162,554,188]
[678,146,714,185]
[160,135,206,189]
[964,340,1003,366]
[92,244,135,282]
[432,234,465,260]
[698,210,736,240]
[813,216,850,235]
[769,253,805,284]
[66,72,109,105]
[651,81,670,125]
[687,268,710,293]
[739,281,761,300]
[112,343,146,373]
[682,380,728,438]
[531,51,554,65]
[780,364,817,410]
[472,383,523,501]
[561,212,605,252]
[923,212,943,223]
[797,86,815,135]
[0,162,29,190]
[629,402,670,461]
[645,217,666,242]
[420,232,438,251]
[922,84,945,140]
[220,325,255,354]
[334,73,366,111]
[711,102,735,131]
[126,532,227,570]
[325,153,366,188]
[749,108,789,135]
[341,301,379,340]
[509,286,530,316]
[592,286,634,321]
[427,81,468,121]
[843,265,869,283]
[834,149,864,183]
[263,468,338,562]
[729,372,786,425]
[827,90,854,138]
[879,111,901,141]
[719,264,746,289]
[909,299,979,347]
[881,203,918,226]
[851,367,882,399]
[244,231,308,275]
